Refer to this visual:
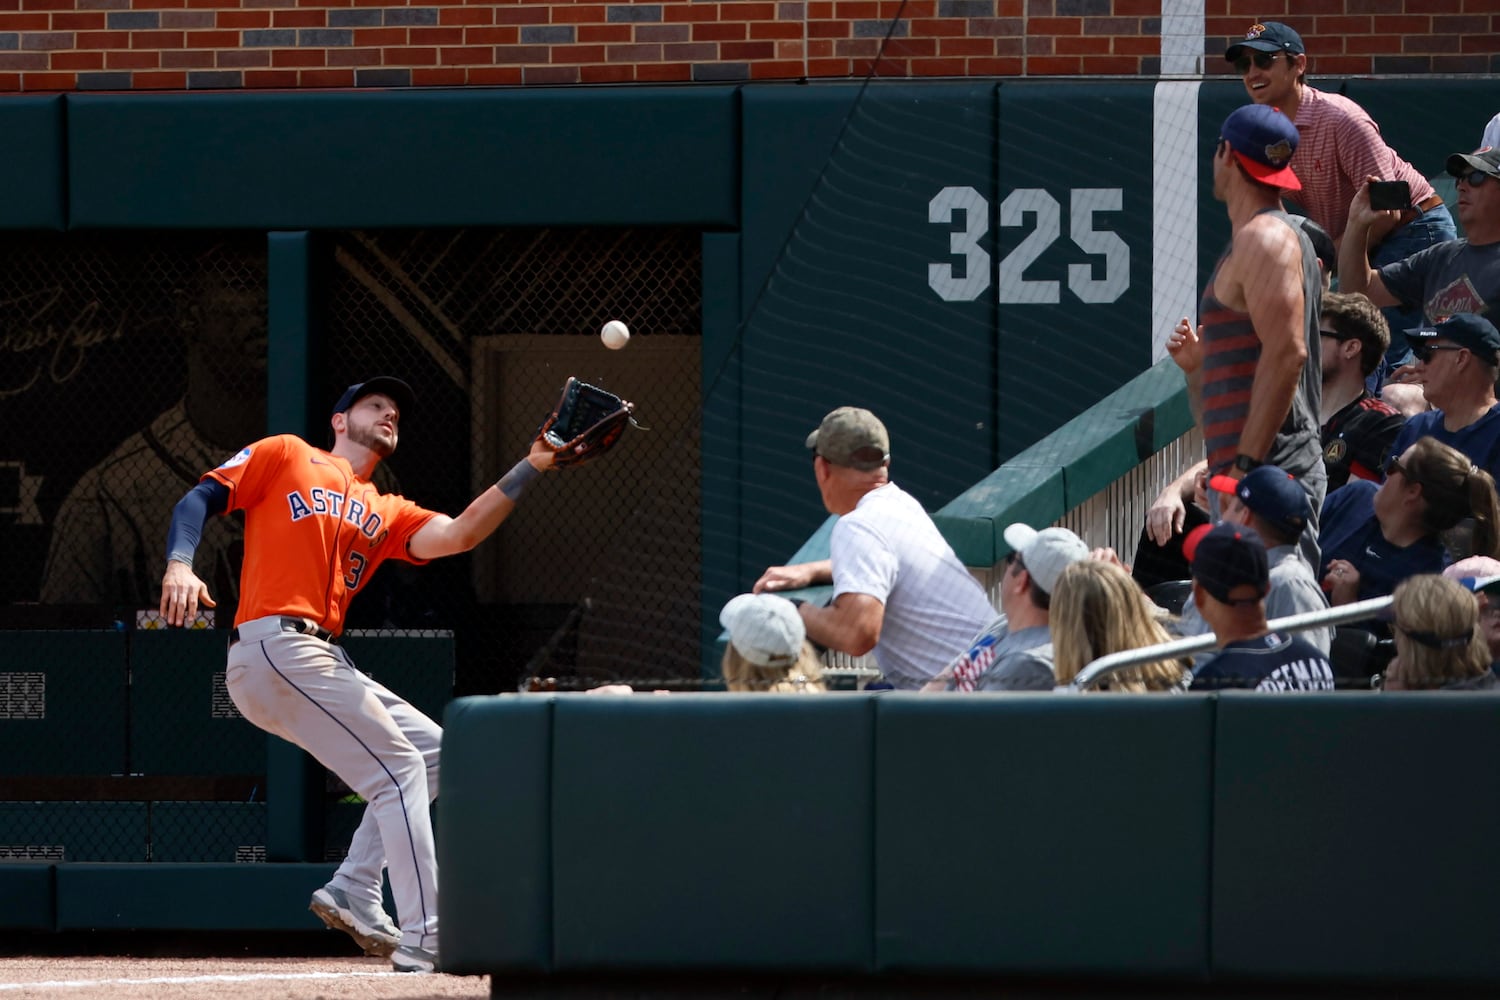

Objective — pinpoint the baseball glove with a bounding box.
[536,377,634,468]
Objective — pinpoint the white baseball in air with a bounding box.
[600,320,630,350]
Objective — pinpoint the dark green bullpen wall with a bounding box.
[441,692,1500,985]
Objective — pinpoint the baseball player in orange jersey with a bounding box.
[159,376,556,974]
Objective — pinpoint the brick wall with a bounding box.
[0,1,1495,93]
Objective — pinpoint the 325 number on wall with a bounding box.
[928,186,1129,304]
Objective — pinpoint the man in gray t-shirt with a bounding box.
[936,524,1090,691]
[1340,147,1500,334]
[1175,465,1332,654]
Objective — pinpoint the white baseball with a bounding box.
[601,320,630,350]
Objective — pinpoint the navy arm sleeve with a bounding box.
[165,479,230,568]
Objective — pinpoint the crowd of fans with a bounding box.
[713,22,1500,696]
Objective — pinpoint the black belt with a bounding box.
[229,616,339,645]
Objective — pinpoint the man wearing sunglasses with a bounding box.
[1380,314,1500,481]
[1338,147,1500,376]
[1226,21,1456,384]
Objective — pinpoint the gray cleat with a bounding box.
[309,884,400,958]
[391,943,440,973]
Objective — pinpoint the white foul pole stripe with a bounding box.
[1153,0,1205,364]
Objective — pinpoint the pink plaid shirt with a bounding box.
[1287,86,1436,241]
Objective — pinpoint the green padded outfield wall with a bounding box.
[440,691,1500,986]
[0,631,127,777]
[65,88,739,229]
[0,97,65,230]
[993,84,1152,463]
[875,694,1213,977]
[735,82,999,584]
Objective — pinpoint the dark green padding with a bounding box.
[0,96,64,230]
[437,695,552,975]
[550,693,875,972]
[66,88,738,229]
[129,630,265,776]
[995,83,1160,463]
[875,693,1213,977]
[56,862,336,929]
[933,359,1192,567]
[1213,693,1500,983]
[0,631,127,777]
[735,82,1001,567]
[0,864,55,930]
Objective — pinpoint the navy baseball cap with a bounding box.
[1407,314,1500,366]
[1208,465,1311,537]
[1220,104,1302,192]
[1226,21,1305,59]
[1185,522,1270,605]
[1447,147,1500,181]
[332,376,415,417]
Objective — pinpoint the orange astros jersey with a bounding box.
[205,434,436,634]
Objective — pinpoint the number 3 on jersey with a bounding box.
[345,550,368,590]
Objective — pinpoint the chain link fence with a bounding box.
[0,227,704,862]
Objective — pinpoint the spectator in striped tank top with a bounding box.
[1167,104,1325,570]
[1224,21,1457,388]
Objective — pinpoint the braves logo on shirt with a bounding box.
[1428,276,1487,320]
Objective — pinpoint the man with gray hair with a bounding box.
[754,406,995,689]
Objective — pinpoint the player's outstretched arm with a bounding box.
[407,444,556,561]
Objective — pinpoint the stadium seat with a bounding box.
[1328,626,1394,689]
[1145,579,1194,616]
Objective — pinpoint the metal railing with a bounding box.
[1071,596,1394,691]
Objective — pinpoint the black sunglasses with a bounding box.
[1409,340,1465,364]
[1455,169,1493,187]
[1233,50,1283,74]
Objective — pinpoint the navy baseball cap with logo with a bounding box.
[1407,314,1500,367]
[1447,147,1500,182]
[1225,21,1305,60]
[333,376,416,417]
[1185,522,1270,605]
[1207,465,1311,537]
[1220,104,1302,192]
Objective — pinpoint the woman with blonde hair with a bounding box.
[1383,574,1498,691]
[1050,559,1190,692]
[719,593,826,692]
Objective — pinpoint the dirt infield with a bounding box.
[0,956,489,999]
[0,935,488,999]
